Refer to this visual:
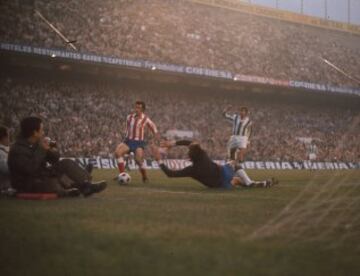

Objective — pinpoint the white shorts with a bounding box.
[227,136,248,160]
[227,135,248,150]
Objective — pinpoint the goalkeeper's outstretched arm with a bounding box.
[150,143,194,178]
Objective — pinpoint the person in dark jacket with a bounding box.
[152,140,277,189]
[8,117,106,197]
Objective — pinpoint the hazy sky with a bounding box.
[247,0,360,25]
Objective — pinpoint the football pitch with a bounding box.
[1,169,359,276]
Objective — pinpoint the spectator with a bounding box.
[1,78,358,162]
[0,0,359,88]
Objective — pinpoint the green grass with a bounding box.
[0,170,359,276]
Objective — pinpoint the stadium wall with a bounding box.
[190,0,360,35]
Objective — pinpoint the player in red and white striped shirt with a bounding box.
[115,101,159,182]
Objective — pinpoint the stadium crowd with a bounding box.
[0,78,359,162]
[1,0,360,88]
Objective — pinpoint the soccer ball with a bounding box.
[117,172,131,184]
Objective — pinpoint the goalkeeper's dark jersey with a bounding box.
[159,140,227,188]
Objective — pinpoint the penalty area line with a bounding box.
[127,187,207,196]
[122,187,290,201]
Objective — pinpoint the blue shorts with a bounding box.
[124,139,147,153]
[220,164,235,189]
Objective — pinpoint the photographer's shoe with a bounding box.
[82,181,107,197]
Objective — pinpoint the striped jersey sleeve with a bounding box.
[224,112,236,121]
[146,117,158,135]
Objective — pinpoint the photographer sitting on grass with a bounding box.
[8,117,106,197]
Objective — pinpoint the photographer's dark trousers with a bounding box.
[23,159,91,196]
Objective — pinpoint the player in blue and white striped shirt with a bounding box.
[223,105,252,162]
[223,105,260,187]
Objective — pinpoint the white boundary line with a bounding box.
[119,187,291,201]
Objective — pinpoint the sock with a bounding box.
[252,181,267,188]
[137,161,147,180]
[235,169,252,186]
[140,168,147,180]
[117,157,125,173]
